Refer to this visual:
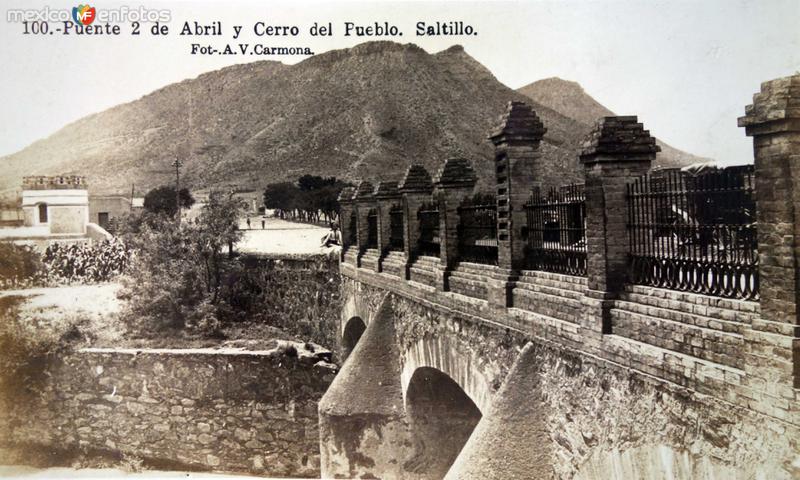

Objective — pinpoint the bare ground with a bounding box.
[236,217,330,256]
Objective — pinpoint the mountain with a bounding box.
[1,42,702,196]
[518,78,709,167]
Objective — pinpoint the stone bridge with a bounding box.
[319,75,800,479]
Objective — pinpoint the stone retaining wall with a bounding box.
[0,346,337,477]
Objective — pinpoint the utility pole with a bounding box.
[172,157,184,222]
[130,183,135,211]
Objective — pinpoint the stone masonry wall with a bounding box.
[0,347,336,477]
[530,340,797,480]
[338,264,800,478]
[237,254,342,352]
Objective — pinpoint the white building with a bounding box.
[21,175,89,234]
[0,175,111,249]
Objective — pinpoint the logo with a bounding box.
[72,4,96,25]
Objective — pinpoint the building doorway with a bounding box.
[98,212,110,229]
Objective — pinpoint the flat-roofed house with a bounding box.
[89,194,144,230]
[21,175,89,234]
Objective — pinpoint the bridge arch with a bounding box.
[403,366,483,479]
[340,281,377,331]
[341,316,366,359]
[400,335,493,414]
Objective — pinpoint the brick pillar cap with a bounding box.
[738,74,800,135]
[579,116,660,165]
[373,181,401,199]
[433,157,477,189]
[398,164,434,194]
[489,101,547,145]
[354,181,375,201]
[337,186,356,204]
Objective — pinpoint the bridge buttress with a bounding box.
[319,295,409,479]
[445,342,554,480]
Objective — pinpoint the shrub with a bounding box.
[0,239,130,289]
[0,243,45,289]
[0,295,82,401]
[43,239,130,284]
[119,192,244,336]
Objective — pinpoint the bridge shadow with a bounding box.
[341,316,366,360]
[403,367,482,479]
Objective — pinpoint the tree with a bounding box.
[143,186,195,217]
[298,174,331,192]
[119,191,245,334]
[318,179,349,222]
[264,175,349,222]
[263,182,299,219]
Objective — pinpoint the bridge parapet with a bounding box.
[339,74,800,432]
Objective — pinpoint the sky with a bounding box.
[1,0,799,166]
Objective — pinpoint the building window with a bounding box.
[38,203,48,223]
[98,212,110,228]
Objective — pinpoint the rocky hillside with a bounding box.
[518,78,709,167]
[1,42,702,195]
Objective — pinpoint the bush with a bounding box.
[0,295,81,401]
[43,239,130,284]
[0,239,130,289]
[0,243,45,289]
[118,192,244,336]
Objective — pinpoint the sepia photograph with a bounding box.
[0,0,799,479]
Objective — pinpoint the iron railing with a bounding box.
[389,205,404,251]
[366,209,378,249]
[524,184,587,276]
[457,194,498,265]
[417,202,440,257]
[627,166,758,300]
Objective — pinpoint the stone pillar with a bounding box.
[354,181,375,268]
[374,181,401,273]
[433,158,477,291]
[399,165,434,280]
[337,186,356,263]
[739,74,800,395]
[580,116,659,333]
[489,101,547,271]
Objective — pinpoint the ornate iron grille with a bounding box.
[417,202,440,257]
[627,166,758,300]
[366,209,378,249]
[389,205,404,251]
[523,184,587,276]
[457,194,498,265]
[347,211,357,248]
